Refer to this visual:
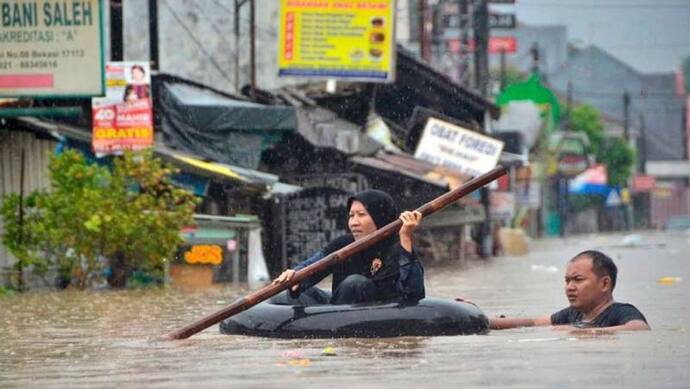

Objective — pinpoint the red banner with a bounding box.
[632,174,656,192]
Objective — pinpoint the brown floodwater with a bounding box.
[1,231,689,388]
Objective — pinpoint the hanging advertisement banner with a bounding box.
[490,191,516,220]
[92,62,153,156]
[414,117,504,177]
[278,0,396,82]
[0,0,105,97]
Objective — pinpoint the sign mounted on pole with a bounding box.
[489,13,516,29]
[278,0,396,83]
[92,62,153,156]
[468,36,518,54]
[0,0,105,97]
[414,117,504,177]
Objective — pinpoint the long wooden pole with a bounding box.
[164,165,507,340]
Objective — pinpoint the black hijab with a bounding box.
[323,189,400,292]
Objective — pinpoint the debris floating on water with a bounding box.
[658,276,682,285]
[281,350,311,367]
[621,234,642,247]
[531,264,558,273]
[282,350,304,359]
[321,346,337,356]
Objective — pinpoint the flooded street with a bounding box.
[2,230,689,388]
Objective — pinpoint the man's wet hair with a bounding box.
[571,250,618,290]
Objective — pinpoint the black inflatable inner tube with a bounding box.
[220,297,489,338]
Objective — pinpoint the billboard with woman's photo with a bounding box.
[91,62,153,156]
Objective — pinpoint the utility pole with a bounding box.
[499,49,506,91]
[473,0,489,95]
[530,42,539,74]
[16,149,26,290]
[419,0,432,63]
[638,112,647,173]
[110,0,123,61]
[470,0,492,257]
[234,0,242,92]
[149,0,159,70]
[637,112,649,228]
[458,0,471,87]
[623,91,631,142]
[249,0,257,98]
[563,81,573,130]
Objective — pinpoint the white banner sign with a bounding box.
[0,0,104,97]
[414,117,504,177]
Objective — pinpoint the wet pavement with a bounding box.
[1,230,689,388]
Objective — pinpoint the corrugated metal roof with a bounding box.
[351,151,471,189]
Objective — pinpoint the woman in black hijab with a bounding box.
[272,189,425,305]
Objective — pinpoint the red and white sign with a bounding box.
[632,174,656,192]
[463,36,518,54]
[92,62,153,156]
[488,36,517,53]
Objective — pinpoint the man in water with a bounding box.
[490,250,650,331]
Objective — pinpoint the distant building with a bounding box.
[549,45,689,227]
[549,45,687,163]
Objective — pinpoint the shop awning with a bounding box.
[158,80,297,169]
[158,148,302,195]
[15,116,301,195]
[170,154,245,182]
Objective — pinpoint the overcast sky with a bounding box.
[491,0,690,73]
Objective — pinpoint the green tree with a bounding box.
[568,103,635,187]
[598,138,636,187]
[569,104,604,155]
[1,149,199,289]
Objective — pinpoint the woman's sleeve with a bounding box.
[289,251,333,297]
[292,251,325,271]
[396,247,426,300]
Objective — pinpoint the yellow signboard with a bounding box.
[278,0,396,82]
[0,0,105,97]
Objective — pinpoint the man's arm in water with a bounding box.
[489,315,552,329]
[490,316,650,331]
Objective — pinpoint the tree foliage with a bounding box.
[569,104,604,155]
[568,103,635,187]
[0,149,199,289]
[598,138,636,187]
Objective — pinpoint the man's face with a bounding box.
[564,257,610,312]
